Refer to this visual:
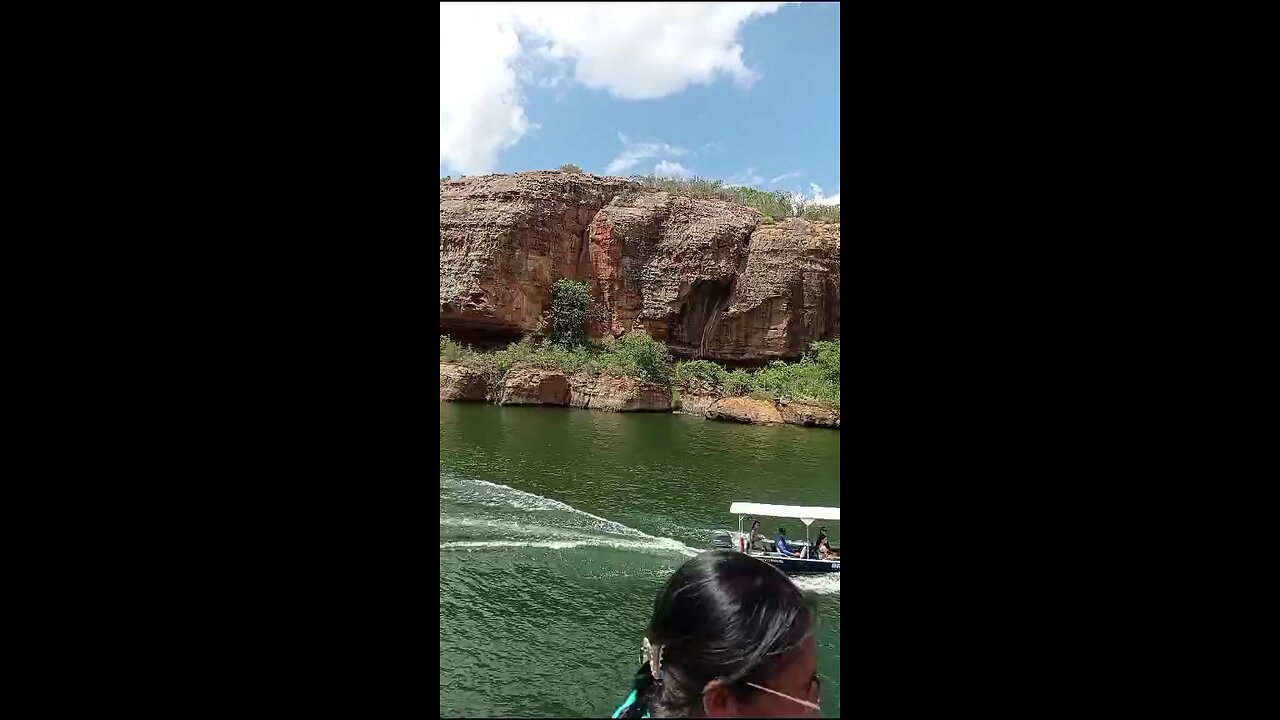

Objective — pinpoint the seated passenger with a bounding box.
[816,527,833,559]
[774,527,803,558]
[747,519,768,552]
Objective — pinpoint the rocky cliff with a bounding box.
[440,171,839,362]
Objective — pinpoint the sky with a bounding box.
[440,2,840,205]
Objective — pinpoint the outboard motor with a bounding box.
[710,530,734,550]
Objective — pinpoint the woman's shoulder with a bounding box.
[611,689,637,718]
[611,689,652,718]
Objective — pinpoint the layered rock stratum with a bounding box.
[440,171,839,363]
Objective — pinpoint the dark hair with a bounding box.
[778,527,786,534]
[620,551,815,717]
[750,519,759,529]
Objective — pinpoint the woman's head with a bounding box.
[750,519,760,531]
[621,551,819,717]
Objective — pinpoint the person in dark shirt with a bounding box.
[747,519,768,552]
[774,527,802,558]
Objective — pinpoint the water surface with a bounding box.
[440,403,841,717]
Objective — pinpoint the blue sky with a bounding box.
[440,3,840,204]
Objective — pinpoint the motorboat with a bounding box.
[710,501,841,575]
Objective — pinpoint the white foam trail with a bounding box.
[440,539,698,557]
[444,476,643,535]
[791,573,841,595]
[440,516,609,538]
[442,476,701,555]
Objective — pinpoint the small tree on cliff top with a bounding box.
[549,278,592,348]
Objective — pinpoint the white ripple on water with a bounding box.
[444,476,644,535]
[791,573,841,595]
[440,516,612,538]
[441,475,702,557]
[440,539,698,557]
[440,474,839,585]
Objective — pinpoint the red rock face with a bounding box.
[439,363,489,401]
[700,219,840,362]
[706,397,784,424]
[675,380,721,417]
[440,172,635,347]
[586,192,757,353]
[440,172,840,361]
[778,400,840,428]
[494,368,670,412]
[499,368,570,405]
[568,373,671,412]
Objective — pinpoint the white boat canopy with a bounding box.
[729,502,840,527]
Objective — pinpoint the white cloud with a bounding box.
[439,2,786,174]
[699,140,725,153]
[440,4,532,175]
[653,160,694,178]
[793,182,840,207]
[724,167,765,188]
[807,182,840,205]
[605,132,687,175]
[513,3,786,100]
[769,170,801,184]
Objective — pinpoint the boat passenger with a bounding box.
[774,527,803,558]
[747,519,768,552]
[612,550,821,718]
[815,528,832,560]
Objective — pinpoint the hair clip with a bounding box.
[641,636,663,679]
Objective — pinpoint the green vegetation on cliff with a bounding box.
[445,170,839,223]
[548,278,593,348]
[672,340,840,409]
[443,278,674,385]
[439,331,670,385]
[627,175,794,220]
[442,332,840,409]
[801,204,840,223]
[624,174,839,224]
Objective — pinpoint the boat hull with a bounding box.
[750,554,841,575]
[709,532,840,575]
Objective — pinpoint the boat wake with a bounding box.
[441,475,840,594]
[791,573,841,595]
[441,475,700,557]
[440,539,696,555]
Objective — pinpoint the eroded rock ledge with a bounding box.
[440,364,838,429]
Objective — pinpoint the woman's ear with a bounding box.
[702,679,742,717]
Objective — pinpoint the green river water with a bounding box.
[440,402,841,717]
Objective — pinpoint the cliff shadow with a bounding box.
[440,320,524,350]
[665,277,735,361]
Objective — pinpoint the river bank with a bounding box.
[439,330,839,428]
[440,361,839,427]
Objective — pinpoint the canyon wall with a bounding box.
[440,171,839,362]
